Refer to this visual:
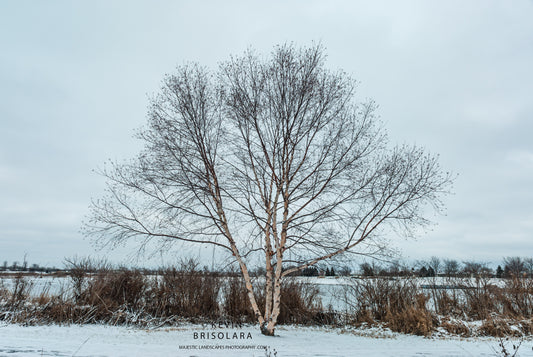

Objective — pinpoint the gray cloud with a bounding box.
[1,0,532,267]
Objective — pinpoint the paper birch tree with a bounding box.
[84,44,453,335]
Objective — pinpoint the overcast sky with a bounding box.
[1,1,532,268]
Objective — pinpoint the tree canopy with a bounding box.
[84,44,453,335]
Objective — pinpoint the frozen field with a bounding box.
[1,323,532,357]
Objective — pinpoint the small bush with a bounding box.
[480,318,518,337]
[80,269,146,310]
[0,280,9,301]
[278,279,324,325]
[9,274,33,308]
[384,294,434,336]
[351,308,375,327]
[222,277,328,325]
[501,277,533,318]
[519,319,533,335]
[441,320,471,336]
[222,277,256,323]
[147,267,221,321]
[343,277,435,335]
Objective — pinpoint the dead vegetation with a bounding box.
[341,275,533,336]
[2,262,533,337]
[221,275,327,325]
[342,277,434,336]
[0,260,324,328]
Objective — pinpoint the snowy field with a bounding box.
[1,323,532,357]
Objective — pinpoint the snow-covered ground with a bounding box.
[1,323,532,357]
[0,275,69,297]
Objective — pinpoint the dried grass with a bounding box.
[3,265,533,337]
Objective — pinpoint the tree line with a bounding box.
[0,260,59,273]
[3,256,530,279]
[357,256,533,278]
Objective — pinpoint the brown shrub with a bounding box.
[452,276,533,322]
[79,269,146,313]
[222,277,329,325]
[460,277,499,320]
[8,274,33,308]
[352,307,375,327]
[342,277,435,335]
[222,277,256,323]
[32,293,51,306]
[35,299,79,324]
[501,277,533,318]
[0,281,9,301]
[432,290,462,317]
[441,320,471,336]
[519,319,533,335]
[384,294,434,336]
[146,267,221,321]
[480,318,519,337]
[278,279,324,325]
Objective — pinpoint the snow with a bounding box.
[0,276,69,297]
[1,323,532,357]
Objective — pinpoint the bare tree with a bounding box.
[523,258,533,277]
[503,256,526,278]
[428,256,441,276]
[462,260,492,277]
[337,265,352,276]
[360,262,380,277]
[83,44,453,335]
[443,258,459,276]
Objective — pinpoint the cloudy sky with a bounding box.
[1,1,532,268]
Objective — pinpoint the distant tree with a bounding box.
[254,267,266,277]
[524,258,533,277]
[427,267,436,277]
[419,266,428,277]
[29,264,40,272]
[302,267,319,277]
[496,265,504,278]
[396,261,413,276]
[338,265,352,276]
[330,267,335,276]
[428,256,441,276]
[360,262,375,277]
[83,44,453,336]
[443,259,459,276]
[462,261,492,277]
[503,256,525,278]
[385,260,401,276]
